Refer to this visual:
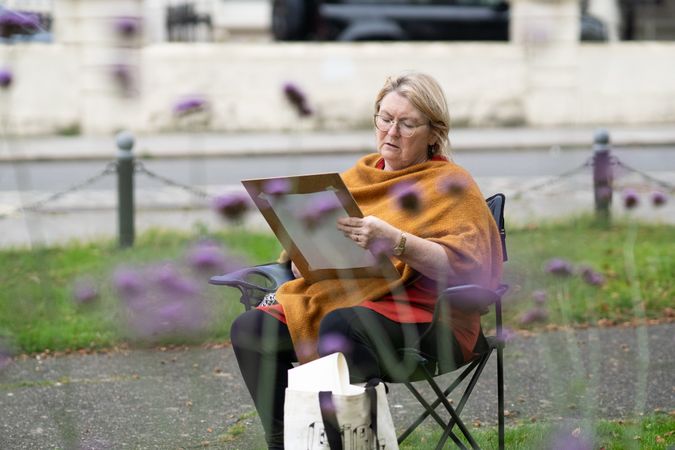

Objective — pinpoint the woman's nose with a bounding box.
[387,122,400,137]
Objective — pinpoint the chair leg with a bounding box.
[400,382,467,449]
[423,369,481,450]
[398,360,480,444]
[497,345,505,450]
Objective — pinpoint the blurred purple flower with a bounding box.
[531,290,548,305]
[299,194,342,230]
[549,428,592,450]
[111,64,134,95]
[497,327,516,343]
[0,10,40,37]
[438,176,467,195]
[263,178,291,196]
[212,192,250,221]
[186,242,227,273]
[580,266,605,287]
[545,258,574,276]
[112,268,146,299]
[519,307,548,325]
[621,188,640,209]
[114,16,142,38]
[148,263,201,297]
[173,96,208,117]
[390,181,421,213]
[650,190,667,207]
[0,68,12,89]
[318,333,353,355]
[368,237,394,260]
[72,277,99,305]
[283,82,312,117]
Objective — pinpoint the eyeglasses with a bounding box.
[374,114,428,138]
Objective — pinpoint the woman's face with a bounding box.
[376,91,435,171]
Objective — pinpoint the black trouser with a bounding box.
[230,306,462,450]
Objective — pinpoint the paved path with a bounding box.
[1,323,673,449]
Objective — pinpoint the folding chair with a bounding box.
[210,193,508,450]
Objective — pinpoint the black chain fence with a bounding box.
[1,150,673,221]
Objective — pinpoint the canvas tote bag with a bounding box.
[284,352,399,450]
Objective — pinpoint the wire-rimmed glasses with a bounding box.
[374,114,428,138]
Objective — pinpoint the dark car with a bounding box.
[272,0,607,42]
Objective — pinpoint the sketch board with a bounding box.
[242,173,398,283]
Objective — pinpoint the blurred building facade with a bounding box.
[0,0,673,136]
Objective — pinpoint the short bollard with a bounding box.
[117,131,135,248]
[592,129,613,222]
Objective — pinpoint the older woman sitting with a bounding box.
[230,72,503,450]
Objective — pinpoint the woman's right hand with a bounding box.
[291,261,301,279]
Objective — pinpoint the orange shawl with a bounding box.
[276,154,503,362]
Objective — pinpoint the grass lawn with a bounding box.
[399,414,675,450]
[0,217,672,354]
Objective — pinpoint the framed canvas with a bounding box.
[242,173,398,283]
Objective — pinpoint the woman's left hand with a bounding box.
[337,215,399,249]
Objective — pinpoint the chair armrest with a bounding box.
[209,262,294,293]
[437,284,501,315]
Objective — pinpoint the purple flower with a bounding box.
[622,188,640,209]
[283,82,312,117]
[318,333,353,355]
[545,258,574,276]
[519,307,548,325]
[367,237,394,260]
[173,96,208,117]
[72,277,99,305]
[650,190,667,207]
[497,327,516,343]
[390,181,421,213]
[438,176,467,195]
[531,290,548,305]
[212,192,250,221]
[549,428,593,450]
[148,263,201,297]
[113,267,145,296]
[0,68,12,89]
[263,178,291,196]
[186,242,227,273]
[580,266,605,287]
[114,16,141,38]
[299,194,342,230]
[0,10,40,37]
[110,64,134,94]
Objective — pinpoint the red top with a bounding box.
[259,155,481,363]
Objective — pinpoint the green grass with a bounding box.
[0,217,672,354]
[497,216,673,330]
[400,414,675,450]
[0,228,281,354]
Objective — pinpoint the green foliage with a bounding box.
[400,414,675,450]
[0,229,281,354]
[496,216,674,330]
[0,218,672,354]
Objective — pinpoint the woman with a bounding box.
[230,72,503,450]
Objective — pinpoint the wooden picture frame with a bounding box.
[242,173,398,283]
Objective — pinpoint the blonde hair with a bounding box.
[374,72,451,158]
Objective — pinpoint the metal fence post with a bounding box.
[592,129,613,222]
[117,131,135,248]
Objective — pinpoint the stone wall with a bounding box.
[1,41,674,136]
